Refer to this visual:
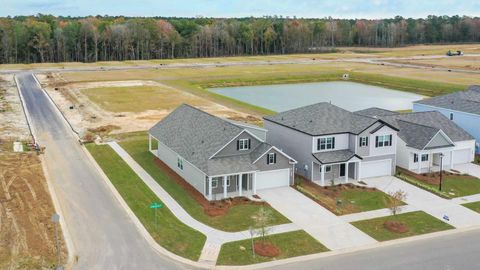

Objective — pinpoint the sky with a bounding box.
[2,0,479,19]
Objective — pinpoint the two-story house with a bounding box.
[148,104,296,201]
[263,103,399,185]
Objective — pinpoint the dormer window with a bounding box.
[237,138,251,151]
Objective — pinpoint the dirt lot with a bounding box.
[37,73,262,138]
[0,75,30,141]
[0,143,66,269]
[389,56,480,71]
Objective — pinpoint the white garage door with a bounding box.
[361,159,392,179]
[255,169,290,190]
[453,149,472,165]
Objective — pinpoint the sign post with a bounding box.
[149,202,163,230]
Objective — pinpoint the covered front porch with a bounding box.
[410,148,455,174]
[310,150,363,186]
[206,172,256,201]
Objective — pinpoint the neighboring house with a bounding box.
[263,103,399,185]
[413,85,480,154]
[148,104,296,201]
[355,108,476,173]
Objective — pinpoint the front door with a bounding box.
[340,164,346,177]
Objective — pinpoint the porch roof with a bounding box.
[312,150,362,165]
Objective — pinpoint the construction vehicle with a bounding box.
[446,50,463,56]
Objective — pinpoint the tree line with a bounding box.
[0,14,479,64]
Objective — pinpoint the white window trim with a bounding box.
[239,138,249,151]
[318,137,334,151]
[212,179,218,188]
[421,154,429,162]
[226,179,231,187]
[267,153,276,165]
[320,165,332,172]
[413,153,419,163]
[376,135,392,148]
[360,136,368,147]
[177,157,184,170]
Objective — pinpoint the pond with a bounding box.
[209,81,425,112]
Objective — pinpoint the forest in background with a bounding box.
[0,15,479,64]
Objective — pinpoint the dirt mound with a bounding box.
[384,220,409,233]
[254,242,280,257]
[153,156,266,217]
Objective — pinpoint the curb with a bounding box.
[81,144,211,269]
[14,74,76,269]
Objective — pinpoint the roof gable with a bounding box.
[424,131,454,150]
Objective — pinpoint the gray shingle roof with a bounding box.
[264,102,389,135]
[414,85,480,115]
[354,107,400,118]
[149,104,289,175]
[312,150,361,164]
[378,111,473,149]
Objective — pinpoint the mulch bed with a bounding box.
[397,167,471,185]
[383,220,409,233]
[153,157,266,217]
[254,241,280,257]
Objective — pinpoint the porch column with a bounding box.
[450,150,454,170]
[148,134,152,151]
[252,173,257,195]
[417,152,422,173]
[223,175,228,199]
[208,176,212,201]
[321,165,325,186]
[358,162,362,180]
[345,162,349,183]
[239,173,243,197]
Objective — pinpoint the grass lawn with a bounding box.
[81,85,208,113]
[352,211,454,241]
[462,201,480,213]
[119,137,290,232]
[85,143,206,260]
[295,180,398,215]
[217,230,328,265]
[396,170,480,199]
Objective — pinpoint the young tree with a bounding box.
[387,190,407,216]
[252,207,273,243]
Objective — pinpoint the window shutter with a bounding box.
[274,153,277,163]
[366,137,369,146]
[375,136,379,147]
[248,139,251,149]
[267,155,270,164]
[317,139,321,151]
[359,137,362,147]
[237,140,240,150]
[389,135,392,146]
[332,137,335,149]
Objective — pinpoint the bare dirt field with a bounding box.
[0,75,30,141]
[0,143,66,269]
[388,56,480,71]
[37,73,261,138]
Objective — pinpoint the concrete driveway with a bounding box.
[257,187,377,250]
[454,163,480,178]
[363,176,480,229]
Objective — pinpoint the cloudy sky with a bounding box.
[2,0,479,18]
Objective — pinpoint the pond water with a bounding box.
[209,81,425,112]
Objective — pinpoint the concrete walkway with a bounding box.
[363,176,480,229]
[257,187,377,250]
[454,163,480,178]
[451,193,480,205]
[107,142,300,265]
[341,205,419,223]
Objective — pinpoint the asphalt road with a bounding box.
[16,73,193,270]
[15,72,480,270]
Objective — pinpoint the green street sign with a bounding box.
[150,202,163,209]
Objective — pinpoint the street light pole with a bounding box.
[439,153,444,191]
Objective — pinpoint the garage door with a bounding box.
[361,159,392,179]
[255,169,290,190]
[453,149,472,165]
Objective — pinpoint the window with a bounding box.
[226,179,231,187]
[267,153,277,165]
[211,179,218,188]
[237,138,251,150]
[320,165,332,172]
[450,113,454,120]
[317,137,335,151]
[359,136,369,147]
[375,135,392,148]
[413,153,418,163]
[177,157,184,170]
[421,154,429,162]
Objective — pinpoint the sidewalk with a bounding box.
[340,205,419,223]
[107,142,299,265]
[364,176,480,229]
